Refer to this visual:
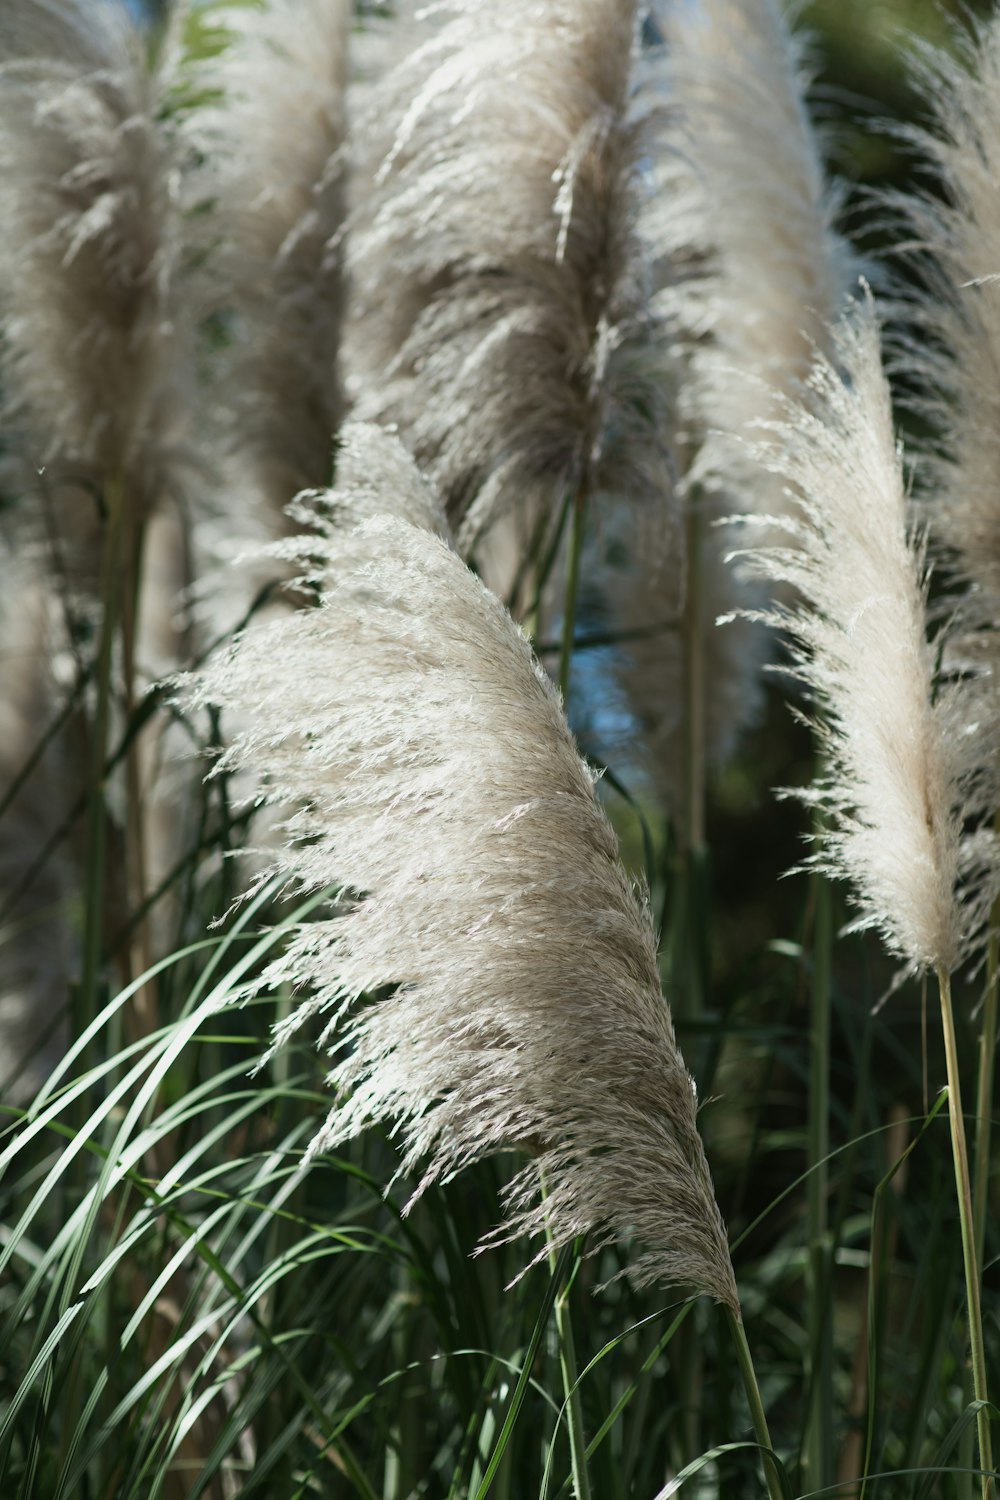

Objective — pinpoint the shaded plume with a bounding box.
[0,0,188,542]
[344,0,678,576]
[598,0,852,809]
[659,0,855,512]
[182,0,350,522]
[889,16,1000,625]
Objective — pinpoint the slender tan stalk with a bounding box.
[806,872,833,1489]
[550,509,591,1496]
[974,897,1000,1276]
[937,966,995,1500]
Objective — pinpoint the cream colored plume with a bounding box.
[182,0,349,522]
[659,0,854,504]
[0,0,187,542]
[889,17,1000,618]
[344,0,678,570]
[743,294,999,976]
[187,425,737,1308]
[600,0,850,809]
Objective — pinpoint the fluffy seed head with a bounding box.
[187,426,737,1307]
[744,295,999,975]
[598,0,848,805]
[182,0,350,519]
[889,17,1000,616]
[658,0,854,514]
[345,0,678,566]
[0,0,186,524]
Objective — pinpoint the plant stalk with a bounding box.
[974,911,998,1285]
[552,1256,590,1500]
[806,873,833,1489]
[682,491,706,855]
[936,966,995,1499]
[725,1306,787,1500]
[541,1167,591,1500]
[78,476,125,1050]
[558,492,587,707]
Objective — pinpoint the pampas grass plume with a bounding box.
[188,424,738,1309]
[0,0,185,525]
[661,0,854,496]
[891,16,1000,616]
[345,0,677,563]
[183,0,349,519]
[602,0,851,810]
[744,293,998,976]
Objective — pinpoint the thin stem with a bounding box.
[514,489,572,631]
[964,909,999,1500]
[675,489,708,1081]
[119,509,158,1043]
[974,910,998,1282]
[558,492,587,707]
[806,873,833,1489]
[724,1306,787,1500]
[936,965,995,1500]
[682,492,705,853]
[0,668,88,825]
[541,1170,591,1500]
[78,475,125,1044]
[552,1264,590,1500]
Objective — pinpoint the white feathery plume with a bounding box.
[659,0,855,508]
[742,293,1000,977]
[182,0,350,523]
[344,0,678,567]
[887,17,1000,620]
[0,0,187,541]
[599,0,852,807]
[186,424,738,1308]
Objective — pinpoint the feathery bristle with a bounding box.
[307,421,451,539]
[743,295,999,976]
[0,0,185,526]
[187,426,737,1307]
[890,18,1000,614]
[344,0,678,565]
[183,0,349,519]
[659,0,854,509]
[601,0,853,811]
